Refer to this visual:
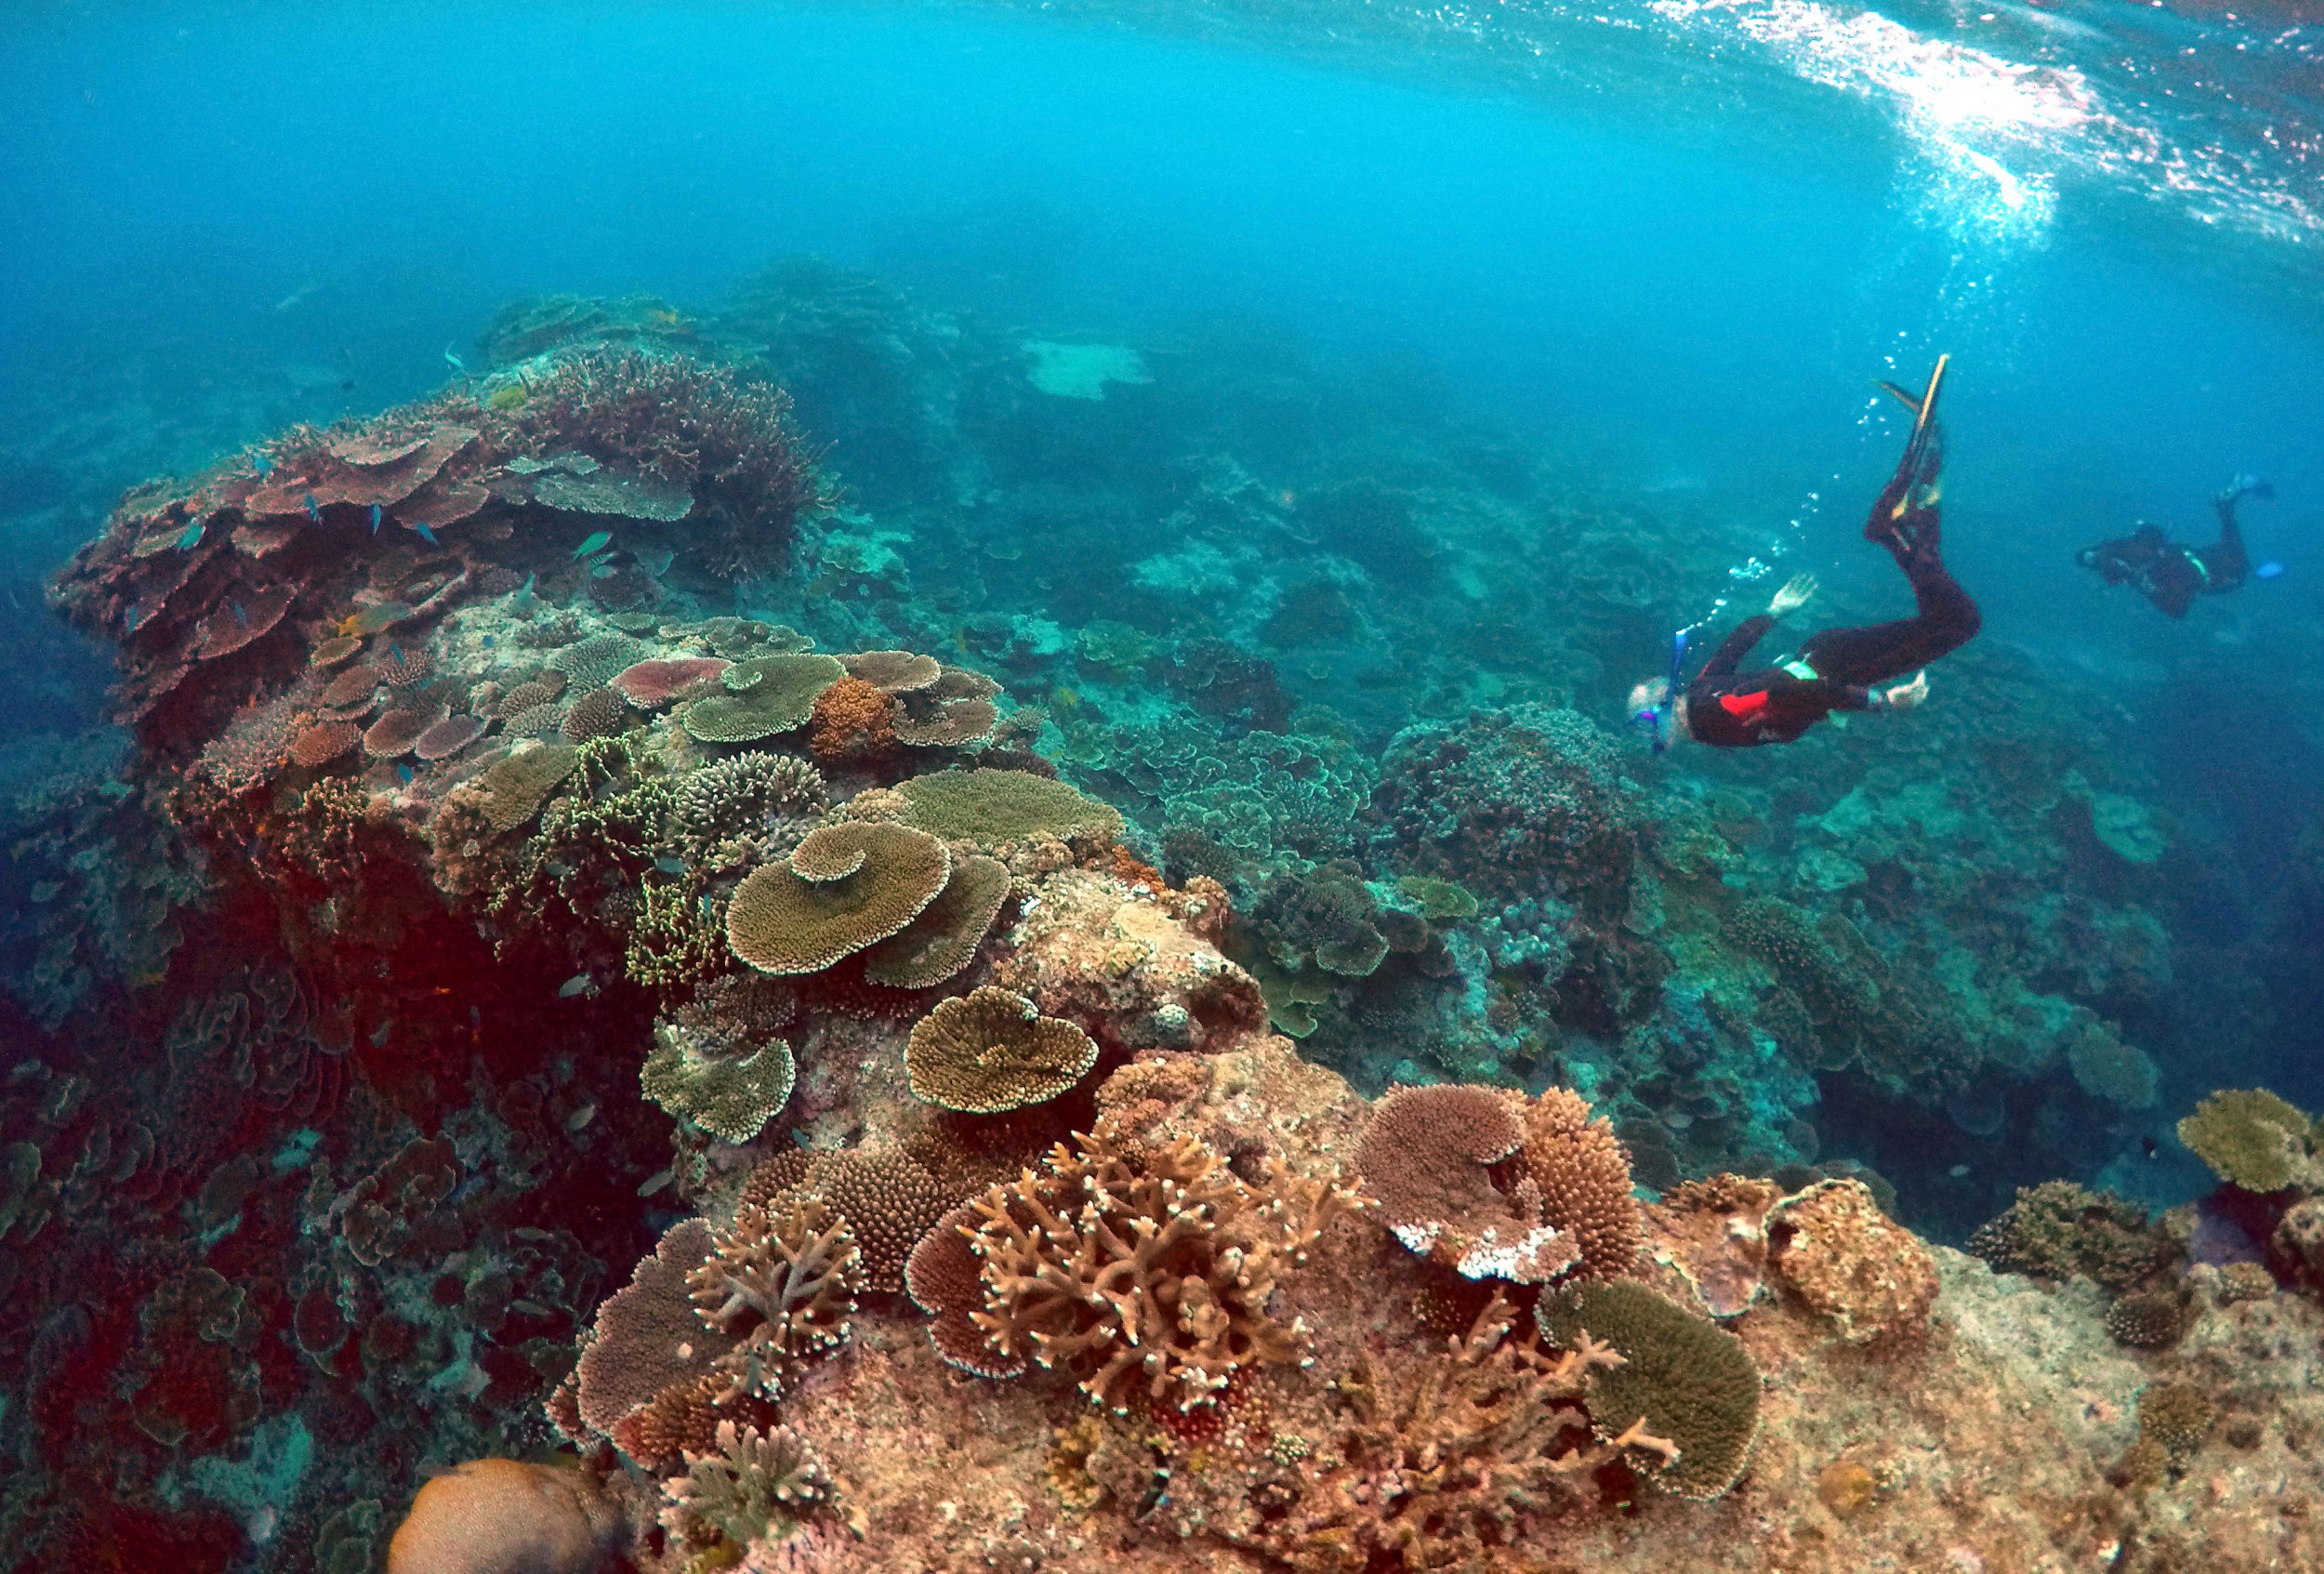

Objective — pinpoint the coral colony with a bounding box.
[5,281,2322,1573]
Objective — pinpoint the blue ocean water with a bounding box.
[2,2,2322,1566]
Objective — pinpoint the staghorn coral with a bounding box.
[625,875,729,987]
[1538,1278,1762,1501]
[861,851,1010,988]
[1764,1178,1937,1347]
[807,673,897,760]
[1270,1295,1631,1573]
[725,821,950,975]
[891,767,1124,848]
[641,1018,797,1144]
[2177,1087,2317,1193]
[686,1196,862,1403]
[683,654,845,743]
[905,985,1099,1114]
[660,1419,832,1552]
[936,1122,1362,1412]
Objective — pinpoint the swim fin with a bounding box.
[1873,353,1948,444]
[1868,354,1949,546]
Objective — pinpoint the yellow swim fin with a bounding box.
[1874,353,1948,438]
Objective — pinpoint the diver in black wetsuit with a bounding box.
[1629,356,1982,750]
[2076,476,2273,618]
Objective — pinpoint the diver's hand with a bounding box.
[1769,574,1817,619]
[1882,671,1930,710]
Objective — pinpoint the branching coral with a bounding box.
[905,985,1099,1114]
[807,673,897,760]
[1269,1295,1631,1573]
[687,1196,863,1403]
[746,1144,950,1292]
[926,1122,1363,1412]
[660,1419,833,1552]
[1965,1181,2176,1291]
[669,749,826,866]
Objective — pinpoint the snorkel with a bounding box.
[1630,628,1689,753]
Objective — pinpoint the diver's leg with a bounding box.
[1799,552,1980,686]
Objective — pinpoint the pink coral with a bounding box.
[613,656,731,708]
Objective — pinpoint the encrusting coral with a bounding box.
[905,985,1100,1113]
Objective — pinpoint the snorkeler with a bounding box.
[2075,475,2277,618]
[1630,355,1981,750]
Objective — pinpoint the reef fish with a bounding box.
[230,602,249,628]
[396,763,415,785]
[573,531,613,560]
[557,973,591,999]
[303,492,322,523]
[253,454,274,478]
[369,1020,392,1047]
[174,519,205,550]
[653,856,688,875]
[443,344,466,375]
[412,519,441,546]
[369,504,384,535]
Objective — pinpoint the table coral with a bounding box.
[725,821,951,974]
[640,1020,796,1144]
[2177,1087,2317,1193]
[891,766,1125,848]
[861,851,1010,988]
[905,985,1100,1114]
[682,653,844,743]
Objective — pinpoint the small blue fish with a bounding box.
[303,492,322,523]
[123,600,139,628]
[253,454,274,478]
[413,519,441,546]
[2256,561,2286,580]
[444,344,467,374]
[369,1020,392,1047]
[390,642,404,664]
[480,634,495,648]
[519,571,535,595]
[557,973,591,999]
[573,531,613,560]
[174,519,205,550]
[397,763,415,785]
[654,856,688,875]
[230,602,249,628]
[590,562,616,578]
[369,504,383,535]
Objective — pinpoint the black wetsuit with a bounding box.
[2078,494,2250,618]
[1685,453,1982,749]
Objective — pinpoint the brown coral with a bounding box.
[2177,1087,2317,1193]
[1510,1086,1646,1281]
[574,1219,735,1443]
[375,644,434,688]
[905,985,1100,1115]
[893,768,1124,848]
[1269,1295,1630,1572]
[807,674,897,760]
[862,852,1010,989]
[1355,1085,1574,1283]
[1765,1178,1937,1347]
[470,743,580,832]
[725,821,951,975]
[560,686,628,745]
[939,1122,1362,1412]
[413,715,488,762]
[289,721,363,769]
[362,706,439,760]
[686,1196,862,1403]
[682,653,844,743]
[1646,1174,1784,1318]
[905,1206,1029,1380]
[842,649,943,693]
[742,1144,951,1293]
